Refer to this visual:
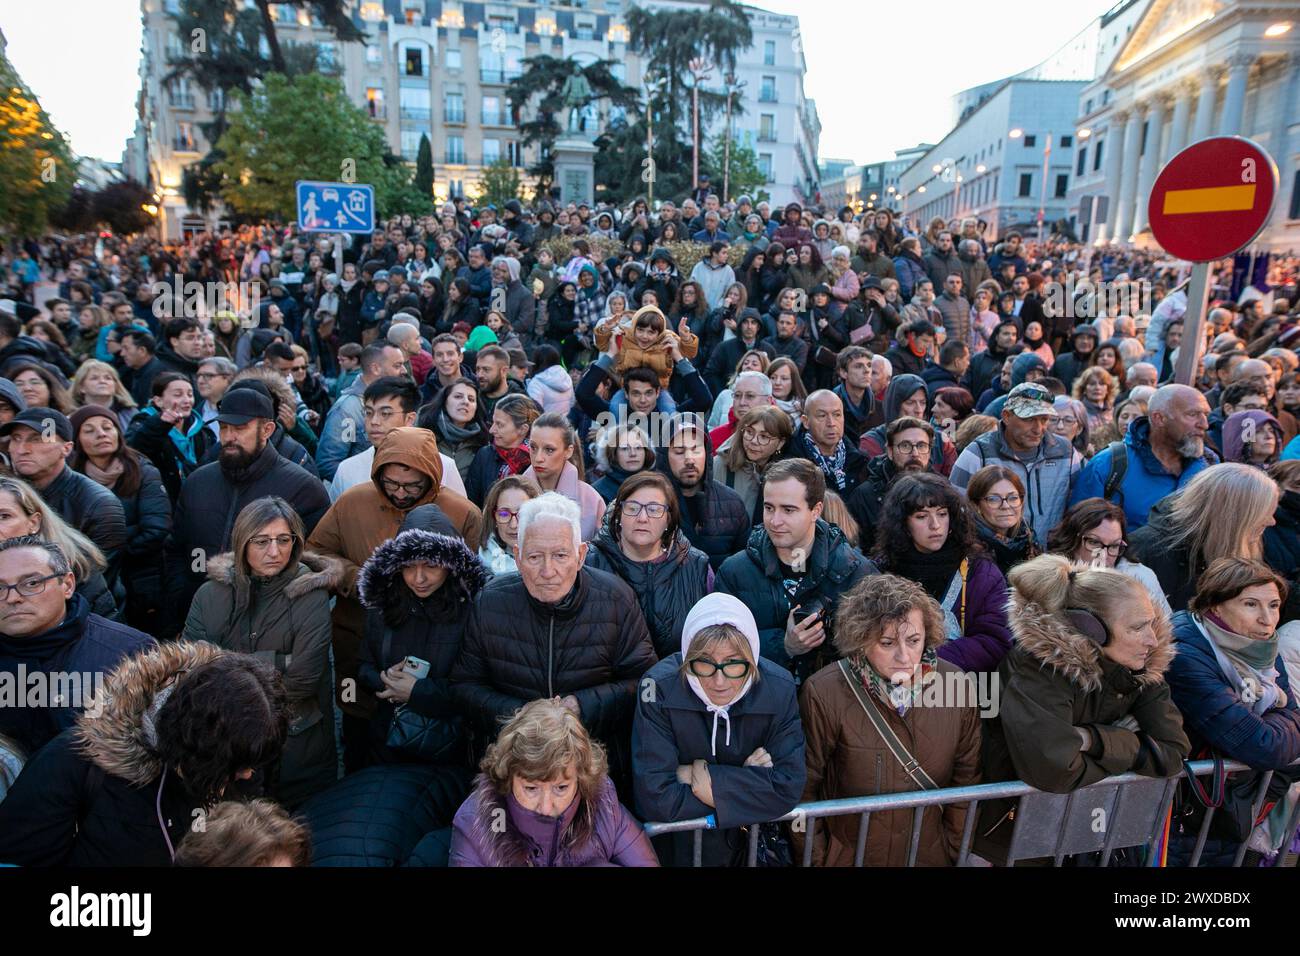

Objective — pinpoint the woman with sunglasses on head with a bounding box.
[633,592,805,866]
[181,497,336,807]
[477,475,541,576]
[585,472,712,659]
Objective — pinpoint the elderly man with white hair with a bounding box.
[451,491,658,787]
[386,321,432,387]
[1125,362,1159,392]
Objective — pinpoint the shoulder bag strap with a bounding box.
[838,659,938,790]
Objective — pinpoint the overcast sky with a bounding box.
[4,0,1119,166]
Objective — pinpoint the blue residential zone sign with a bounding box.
[296,180,376,234]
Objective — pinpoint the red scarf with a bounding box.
[495,441,532,479]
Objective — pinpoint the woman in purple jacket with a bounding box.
[871,473,1013,673]
[449,698,659,867]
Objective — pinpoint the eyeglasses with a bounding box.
[380,477,428,496]
[891,440,931,455]
[249,534,295,551]
[290,364,307,372]
[495,507,520,524]
[1082,535,1126,558]
[688,658,751,679]
[983,493,1022,509]
[743,428,776,446]
[621,500,669,519]
[0,572,64,600]
[196,372,229,380]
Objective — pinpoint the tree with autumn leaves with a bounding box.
[0,48,74,235]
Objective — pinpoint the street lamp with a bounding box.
[643,71,668,207]
[722,72,747,201]
[1008,127,1024,139]
[687,58,713,191]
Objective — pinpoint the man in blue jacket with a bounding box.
[1070,384,1214,530]
[0,537,154,758]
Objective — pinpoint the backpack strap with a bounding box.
[1102,441,1128,506]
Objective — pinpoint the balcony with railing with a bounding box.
[173,135,200,153]
[400,106,432,122]
[367,104,387,120]
[444,105,466,124]
[758,90,779,103]
[170,94,195,110]
[481,108,514,127]
[757,129,778,143]
[445,150,467,165]
[479,68,523,85]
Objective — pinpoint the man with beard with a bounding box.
[308,426,481,771]
[658,412,751,569]
[1070,383,1216,531]
[163,388,330,634]
[474,345,525,419]
[845,417,937,551]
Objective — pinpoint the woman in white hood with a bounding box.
[525,344,575,416]
[632,593,806,865]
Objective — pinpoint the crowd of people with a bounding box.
[0,191,1298,868]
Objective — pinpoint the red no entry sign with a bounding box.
[1147,136,1278,262]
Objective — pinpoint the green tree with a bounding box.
[506,56,639,196]
[625,0,752,197]
[166,1,363,208]
[475,158,522,208]
[211,73,410,220]
[0,50,74,235]
[91,180,157,235]
[707,136,768,205]
[414,133,434,198]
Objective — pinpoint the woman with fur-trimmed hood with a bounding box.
[182,496,337,807]
[356,505,488,769]
[975,554,1189,862]
[450,697,658,867]
[0,643,288,866]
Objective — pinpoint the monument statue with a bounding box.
[560,62,592,134]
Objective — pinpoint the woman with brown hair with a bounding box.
[477,474,542,576]
[1048,497,1172,620]
[712,404,794,520]
[449,698,658,866]
[797,573,982,866]
[182,496,336,807]
[69,405,171,632]
[175,799,311,867]
[1166,558,1300,865]
[585,471,712,657]
[7,363,73,414]
[966,464,1039,577]
[523,412,606,541]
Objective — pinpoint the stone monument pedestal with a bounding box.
[553,135,597,207]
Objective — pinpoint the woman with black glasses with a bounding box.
[585,471,713,658]
[632,592,805,866]
[1047,498,1172,621]
[965,465,1039,577]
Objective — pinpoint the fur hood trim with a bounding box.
[356,529,488,609]
[1008,592,1175,692]
[203,550,343,601]
[74,641,225,787]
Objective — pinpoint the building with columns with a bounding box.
[1069,0,1300,249]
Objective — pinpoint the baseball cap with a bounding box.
[0,406,72,441]
[216,388,274,425]
[1004,383,1055,419]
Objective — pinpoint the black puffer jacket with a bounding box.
[716,520,877,682]
[450,567,658,782]
[585,523,712,659]
[108,458,172,631]
[1264,489,1300,623]
[1127,495,1198,612]
[125,409,217,503]
[657,413,752,570]
[300,763,473,867]
[844,454,905,552]
[163,441,330,634]
[0,642,224,866]
[357,513,489,768]
[39,464,127,567]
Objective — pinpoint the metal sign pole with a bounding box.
[1173,260,1211,386]
[335,233,345,277]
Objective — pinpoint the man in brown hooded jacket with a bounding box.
[308,426,481,769]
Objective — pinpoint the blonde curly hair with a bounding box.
[481,699,608,803]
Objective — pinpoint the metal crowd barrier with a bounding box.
[643,759,1300,867]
